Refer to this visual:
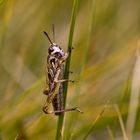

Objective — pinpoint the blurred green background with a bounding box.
[1,0,140,139]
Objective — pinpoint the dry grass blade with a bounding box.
[126,41,140,140]
[83,101,108,140]
[114,104,128,140]
[107,126,115,140]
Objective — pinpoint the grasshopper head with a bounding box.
[43,31,67,61]
[48,43,66,60]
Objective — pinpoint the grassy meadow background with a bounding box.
[1,0,140,139]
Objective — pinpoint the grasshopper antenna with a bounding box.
[43,31,53,45]
[52,24,55,42]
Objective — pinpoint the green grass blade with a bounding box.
[55,0,79,140]
[65,0,97,139]
[83,101,108,140]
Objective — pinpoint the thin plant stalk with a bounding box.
[107,126,115,140]
[83,101,108,140]
[126,41,140,140]
[55,0,79,140]
[114,104,128,140]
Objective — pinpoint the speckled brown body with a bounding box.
[42,31,82,115]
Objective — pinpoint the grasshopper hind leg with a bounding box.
[43,107,83,115]
[53,107,83,115]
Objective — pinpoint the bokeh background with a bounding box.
[1,0,140,139]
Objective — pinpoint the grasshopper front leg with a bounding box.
[54,69,74,83]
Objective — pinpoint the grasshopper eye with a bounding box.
[54,52,62,58]
[48,47,54,54]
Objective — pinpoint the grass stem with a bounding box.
[55,0,79,140]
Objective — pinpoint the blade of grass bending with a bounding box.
[55,0,79,140]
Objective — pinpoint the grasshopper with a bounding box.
[42,30,82,115]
